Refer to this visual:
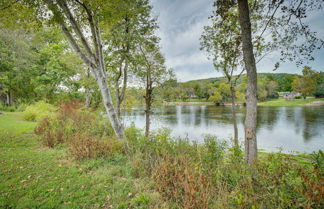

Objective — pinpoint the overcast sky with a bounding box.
[150,0,324,82]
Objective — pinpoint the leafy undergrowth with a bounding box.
[1,105,323,208]
[22,101,56,122]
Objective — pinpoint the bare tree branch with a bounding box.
[258,0,284,39]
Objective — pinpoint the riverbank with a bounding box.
[258,98,324,106]
[0,112,322,208]
[164,101,214,106]
[164,98,324,107]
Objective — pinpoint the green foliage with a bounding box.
[208,91,222,104]
[22,101,56,121]
[0,28,85,106]
[158,73,302,103]
[0,103,16,112]
[292,66,320,99]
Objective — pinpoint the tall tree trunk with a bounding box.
[238,0,258,165]
[115,16,130,119]
[85,89,91,107]
[47,0,126,140]
[145,97,151,137]
[85,69,91,107]
[6,93,10,106]
[230,84,239,146]
[145,74,152,137]
[95,68,125,140]
[6,90,13,106]
[115,60,128,118]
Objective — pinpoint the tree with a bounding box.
[0,0,130,139]
[213,0,324,164]
[201,2,245,144]
[0,29,38,106]
[278,74,294,92]
[137,40,169,137]
[33,28,83,103]
[292,66,319,99]
[237,0,258,165]
[315,72,324,98]
[105,0,155,118]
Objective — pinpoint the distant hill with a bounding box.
[181,73,296,85]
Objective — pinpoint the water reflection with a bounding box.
[122,105,324,153]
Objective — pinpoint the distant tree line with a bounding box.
[157,69,324,103]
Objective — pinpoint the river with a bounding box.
[121,105,324,153]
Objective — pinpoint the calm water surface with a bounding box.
[121,105,324,153]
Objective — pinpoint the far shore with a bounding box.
[163,98,324,107]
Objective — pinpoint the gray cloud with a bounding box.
[150,0,324,81]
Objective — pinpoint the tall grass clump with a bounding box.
[35,101,122,159]
[22,101,56,121]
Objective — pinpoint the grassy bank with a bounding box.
[258,98,324,106]
[1,111,323,208]
[0,113,161,208]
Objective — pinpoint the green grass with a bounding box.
[173,98,208,102]
[258,97,324,106]
[0,112,37,134]
[0,113,161,208]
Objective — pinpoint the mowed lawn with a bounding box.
[0,113,158,209]
[258,98,324,106]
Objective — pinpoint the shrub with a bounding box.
[199,135,227,172]
[34,116,60,148]
[22,101,56,121]
[35,101,115,151]
[315,83,324,98]
[16,103,28,112]
[268,92,279,99]
[0,103,16,112]
[153,156,214,209]
[68,134,123,160]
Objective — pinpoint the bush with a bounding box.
[0,103,16,112]
[315,83,324,98]
[68,134,123,160]
[35,116,62,148]
[35,101,116,153]
[22,101,56,121]
[16,103,28,112]
[153,156,214,209]
[268,92,279,99]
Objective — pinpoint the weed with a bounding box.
[68,134,123,160]
[35,101,114,148]
[153,156,214,209]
